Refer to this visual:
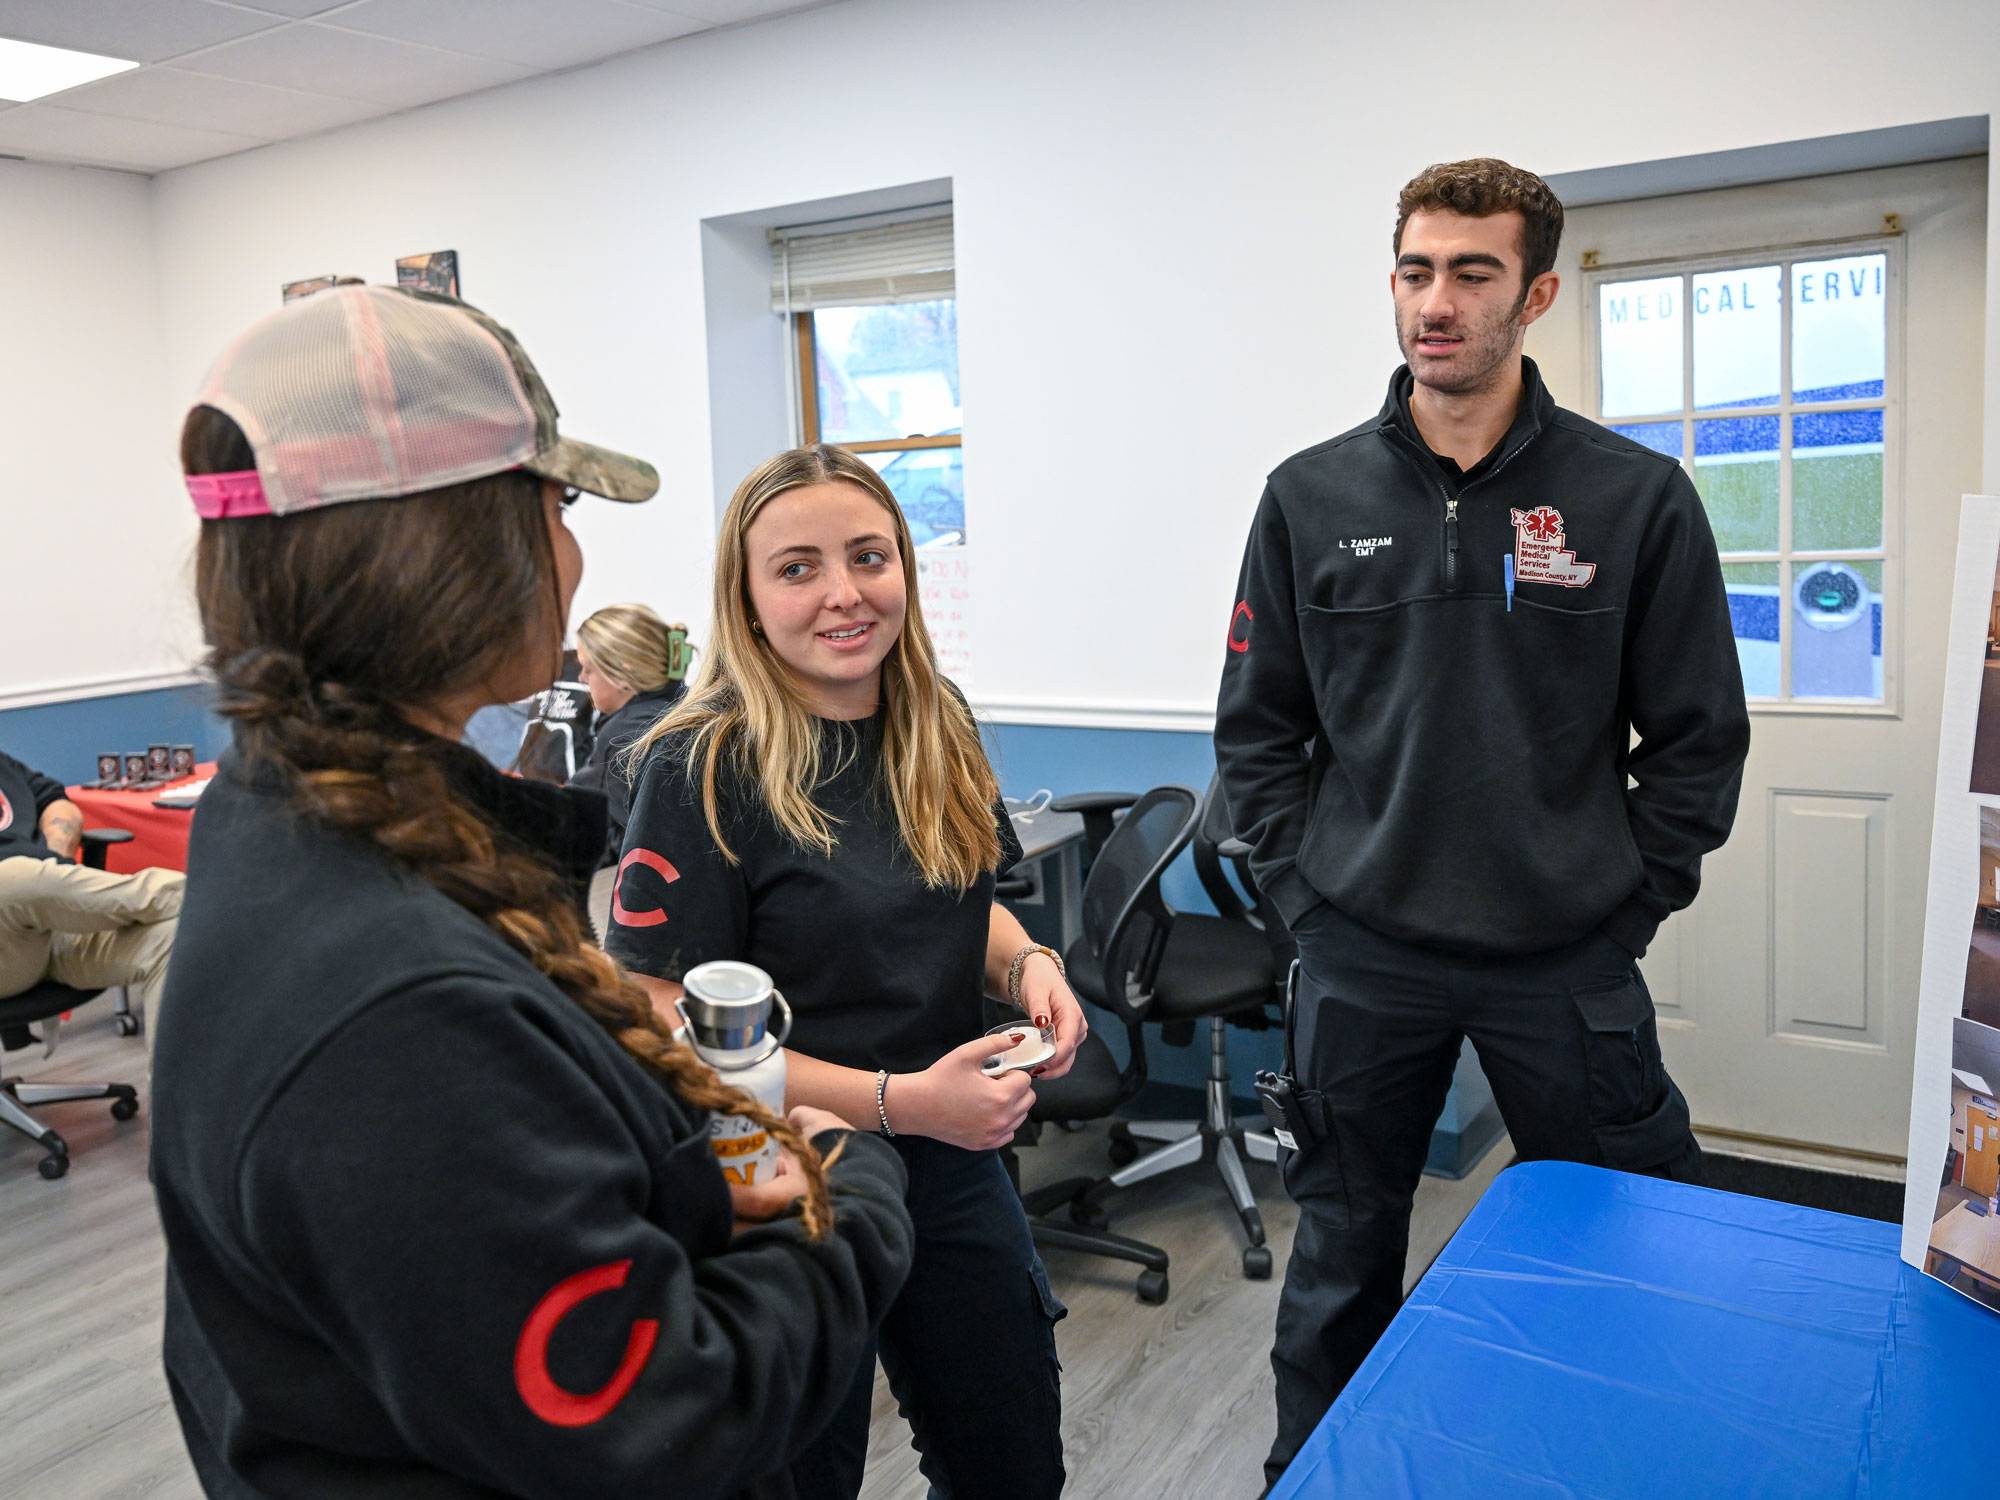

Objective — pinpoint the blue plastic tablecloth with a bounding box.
[1270,1160,2000,1498]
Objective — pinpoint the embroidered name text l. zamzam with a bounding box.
[1339,536,1394,557]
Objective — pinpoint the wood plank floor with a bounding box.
[0,995,1508,1499]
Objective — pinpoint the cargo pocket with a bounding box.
[1572,974,1694,1176]
[1279,1092,1350,1229]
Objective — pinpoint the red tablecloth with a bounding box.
[65,762,215,874]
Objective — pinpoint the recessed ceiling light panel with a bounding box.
[0,38,140,103]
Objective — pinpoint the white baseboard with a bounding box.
[972,696,1215,733]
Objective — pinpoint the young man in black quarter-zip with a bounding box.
[1217,159,1751,1488]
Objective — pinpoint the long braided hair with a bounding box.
[183,405,836,1239]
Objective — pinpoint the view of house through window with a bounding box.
[1589,244,1895,705]
[800,298,964,548]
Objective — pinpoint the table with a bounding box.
[65,763,215,874]
[1272,1160,2000,1498]
[1001,800,1086,954]
[1927,1200,2000,1296]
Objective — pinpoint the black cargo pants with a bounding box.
[1264,899,1701,1487]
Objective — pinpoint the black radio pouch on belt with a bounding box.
[1255,959,1318,1150]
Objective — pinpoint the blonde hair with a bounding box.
[577,603,683,695]
[631,444,1000,890]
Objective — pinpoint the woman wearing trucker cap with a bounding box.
[149,284,914,1500]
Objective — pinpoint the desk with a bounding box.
[1928,1200,2000,1295]
[1001,801,1085,954]
[65,764,215,874]
[1272,1161,2000,1498]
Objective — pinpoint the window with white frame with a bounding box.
[1586,240,1898,707]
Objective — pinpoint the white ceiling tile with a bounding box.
[333,0,707,70]
[0,101,264,170]
[234,1,361,15]
[50,65,381,139]
[619,0,830,23]
[174,22,534,106]
[0,0,284,65]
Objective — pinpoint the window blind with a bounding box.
[769,210,954,313]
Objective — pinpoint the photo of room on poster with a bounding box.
[1926,1014,2000,1309]
[1968,549,2000,794]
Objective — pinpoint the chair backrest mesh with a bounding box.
[1079,785,1199,1009]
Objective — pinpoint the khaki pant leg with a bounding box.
[47,918,179,1057]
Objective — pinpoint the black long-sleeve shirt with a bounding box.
[0,748,68,862]
[570,683,685,858]
[1215,359,1750,958]
[151,741,914,1498]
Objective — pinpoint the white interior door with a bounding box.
[1529,155,1988,1161]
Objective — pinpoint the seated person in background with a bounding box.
[0,748,181,1054]
[154,285,913,1499]
[569,603,690,851]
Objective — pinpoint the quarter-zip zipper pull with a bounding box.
[1444,495,1460,591]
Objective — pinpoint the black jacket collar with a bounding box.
[1377,355,1555,472]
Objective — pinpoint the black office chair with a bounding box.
[0,829,142,1180]
[1011,785,1202,1303]
[1042,778,1288,1280]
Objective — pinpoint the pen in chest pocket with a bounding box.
[1503,553,1515,613]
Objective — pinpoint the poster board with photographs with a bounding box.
[282,275,336,303]
[1905,495,2000,1312]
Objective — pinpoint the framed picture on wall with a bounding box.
[281,275,336,303]
[396,250,459,298]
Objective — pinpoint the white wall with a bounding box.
[110,0,2000,725]
[0,160,183,705]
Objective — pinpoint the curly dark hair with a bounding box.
[1394,158,1565,286]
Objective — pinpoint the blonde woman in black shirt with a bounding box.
[610,445,1083,1500]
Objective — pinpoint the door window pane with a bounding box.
[1791,560,1881,700]
[1694,415,1780,551]
[1722,562,1780,697]
[1692,264,1780,409]
[1792,254,1886,403]
[863,446,965,548]
[1598,276,1683,418]
[1607,420,1682,459]
[812,300,962,444]
[1793,408,1884,551]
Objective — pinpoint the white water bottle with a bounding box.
[677,960,792,1188]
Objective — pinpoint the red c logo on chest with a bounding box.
[611,847,679,928]
[514,1258,660,1427]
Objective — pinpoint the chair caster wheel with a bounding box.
[39,1152,69,1181]
[111,1097,139,1122]
[1068,1197,1108,1230]
[1136,1270,1168,1304]
[1243,1245,1273,1280]
[115,1014,140,1038]
[1108,1136,1139,1167]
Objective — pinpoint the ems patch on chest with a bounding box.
[1508,505,1596,588]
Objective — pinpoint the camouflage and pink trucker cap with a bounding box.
[184,284,658,518]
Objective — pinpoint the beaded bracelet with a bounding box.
[875,1069,895,1138]
[1006,943,1066,1010]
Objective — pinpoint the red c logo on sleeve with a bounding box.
[1227,600,1253,653]
[611,847,680,928]
[514,1259,661,1428]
